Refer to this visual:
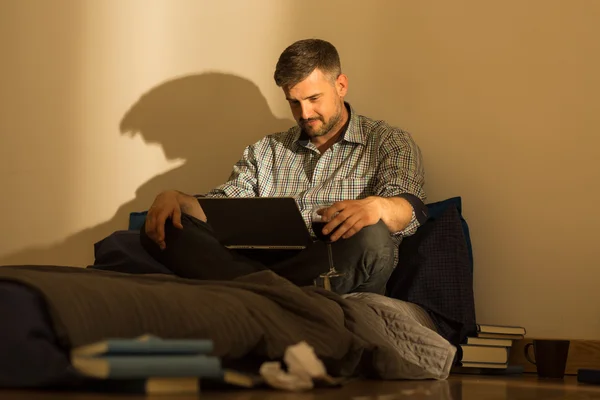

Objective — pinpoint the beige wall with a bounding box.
[1,0,598,339]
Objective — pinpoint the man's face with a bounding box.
[283,69,348,138]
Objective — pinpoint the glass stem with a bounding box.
[327,243,335,272]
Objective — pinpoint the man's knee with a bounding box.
[139,213,210,263]
[350,222,396,294]
[330,220,396,294]
[348,220,395,257]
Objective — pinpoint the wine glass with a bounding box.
[310,204,345,291]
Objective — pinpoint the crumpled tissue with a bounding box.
[259,341,333,391]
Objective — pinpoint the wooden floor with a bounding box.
[2,375,600,399]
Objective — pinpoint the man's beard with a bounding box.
[300,103,343,138]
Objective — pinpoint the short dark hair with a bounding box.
[274,39,342,87]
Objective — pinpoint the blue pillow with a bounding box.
[128,211,148,231]
[425,196,473,271]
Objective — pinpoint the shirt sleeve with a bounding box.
[374,128,427,237]
[200,145,259,198]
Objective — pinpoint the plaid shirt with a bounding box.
[204,103,426,256]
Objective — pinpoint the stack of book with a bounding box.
[452,323,527,374]
[69,334,261,394]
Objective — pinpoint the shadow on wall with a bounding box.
[0,72,293,267]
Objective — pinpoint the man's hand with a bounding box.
[318,197,384,242]
[145,190,205,250]
[318,196,414,241]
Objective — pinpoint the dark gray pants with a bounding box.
[140,213,396,295]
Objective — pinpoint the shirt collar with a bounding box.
[293,102,365,148]
[341,103,365,145]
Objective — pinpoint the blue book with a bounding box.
[71,355,222,379]
[71,335,213,357]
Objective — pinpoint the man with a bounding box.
[141,39,427,295]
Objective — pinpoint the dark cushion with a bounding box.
[89,230,173,275]
[425,196,473,271]
[386,201,476,347]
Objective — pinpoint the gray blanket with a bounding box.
[0,265,455,379]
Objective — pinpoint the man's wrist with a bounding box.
[372,196,412,233]
[175,190,207,221]
[173,190,196,208]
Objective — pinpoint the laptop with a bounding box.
[197,197,313,250]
